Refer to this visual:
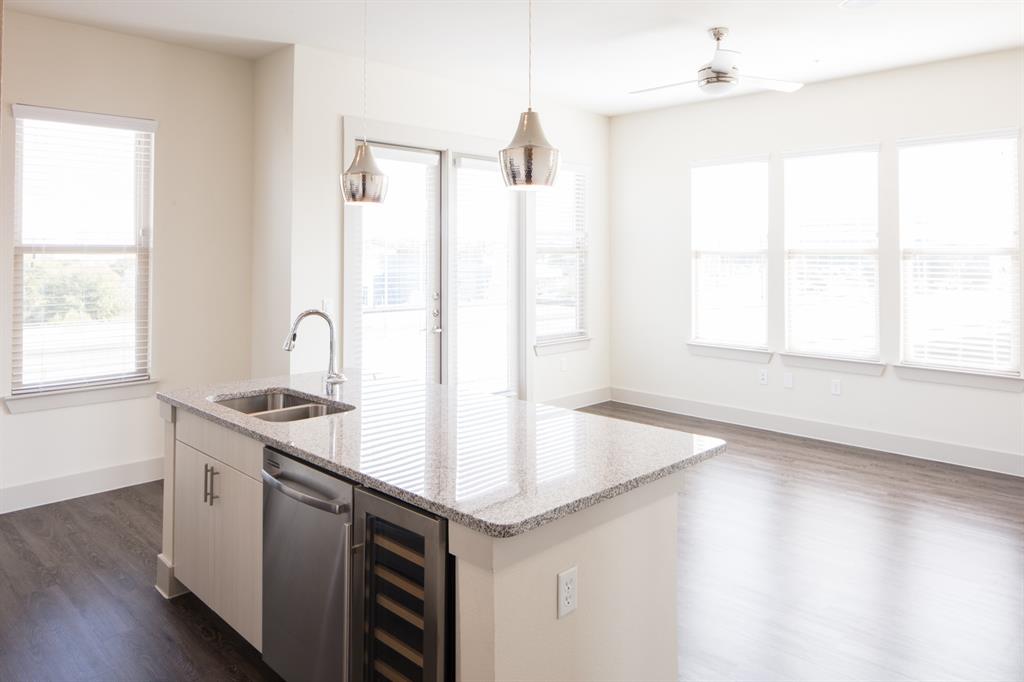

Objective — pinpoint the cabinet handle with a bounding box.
[203,464,211,503]
[208,467,220,506]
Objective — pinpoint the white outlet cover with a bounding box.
[783,371,794,389]
[557,566,578,619]
[758,368,769,385]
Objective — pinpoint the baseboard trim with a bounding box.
[609,387,1024,478]
[543,387,613,410]
[0,456,164,514]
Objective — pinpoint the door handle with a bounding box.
[261,469,348,514]
[341,521,353,682]
[430,326,443,334]
[203,464,210,503]
[208,466,220,506]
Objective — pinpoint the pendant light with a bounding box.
[341,0,388,204]
[499,0,559,189]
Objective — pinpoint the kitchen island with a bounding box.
[155,371,725,681]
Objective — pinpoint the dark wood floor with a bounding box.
[0,402,1021,681]
[582,402,1024,682]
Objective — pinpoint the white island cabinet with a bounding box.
[157,405,263,650]
[155,372,726,682]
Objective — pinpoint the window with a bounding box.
[691,159,769,348]
[535,167,587,343]
[12,105,155,394]
[899,133,1021,376]
[784,149,879,359]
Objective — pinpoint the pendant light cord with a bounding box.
[528,0,533,110]
[362,0,368,143]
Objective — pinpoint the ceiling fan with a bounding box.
[630,27,804,96]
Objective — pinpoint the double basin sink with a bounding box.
[213,389,354,423]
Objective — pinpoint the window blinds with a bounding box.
[691,160,769,348]
[899,133,1021,375]
[535,167,588,342]
[784,149,880,359]
[12,105,155,394]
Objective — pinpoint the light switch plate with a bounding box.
[557,566,577,619]
[783,371,794,389]
[831,379,842,396]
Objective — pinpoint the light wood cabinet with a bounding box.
[172,438,262,649]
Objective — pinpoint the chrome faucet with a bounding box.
[282,309,346,396]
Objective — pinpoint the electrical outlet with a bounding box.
[557,566,577,619]
[758,368,769,385]
[783,371,794,389]
[831,379,842,396]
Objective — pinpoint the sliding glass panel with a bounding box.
[360,145,442,382]
[452,156,518,394]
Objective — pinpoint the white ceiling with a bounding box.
[9,0,1024,116]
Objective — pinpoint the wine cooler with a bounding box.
[353,487,450,682]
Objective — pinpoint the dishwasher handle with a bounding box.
[262,468,349,515]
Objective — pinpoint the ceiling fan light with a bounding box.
[341,141,388,204]
[500,109,559,189]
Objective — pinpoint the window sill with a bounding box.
[534,336,591,356]
[4,378,160,414]
[893,364,1024,393]
[779,352,886,376]
[686,342,773,364]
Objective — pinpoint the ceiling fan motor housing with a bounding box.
[698,65,738,93]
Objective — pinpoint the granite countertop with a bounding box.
[156,371,726,538]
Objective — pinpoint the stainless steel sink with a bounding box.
[212,389,353,422]
[215,391,313,414]
[254,403,347,422]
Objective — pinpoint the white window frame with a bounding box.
[896,129,1022,379]
[534,165,590,349]
[10,104,156,396]
[782,144,881,362]
[689,155,771,351]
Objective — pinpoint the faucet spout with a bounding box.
[282,309,346,395]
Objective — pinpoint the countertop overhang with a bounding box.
[157,372,726,538]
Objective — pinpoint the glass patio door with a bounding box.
[354,145,520,394]
[360,145,442,383]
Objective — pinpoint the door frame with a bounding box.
[341,117,529,397]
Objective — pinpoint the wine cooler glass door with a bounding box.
[353,488,447,682]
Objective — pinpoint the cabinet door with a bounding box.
[209,460,263,650]
[173,442,214,604]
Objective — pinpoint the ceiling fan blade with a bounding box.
[629,79,699,95]
[709,48,740,73]
[744,75,804,93]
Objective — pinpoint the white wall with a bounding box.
[253,43,611,403]
[251,46,295,378]
[609,49,1024,474]
[0,12,255,510]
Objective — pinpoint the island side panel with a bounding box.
[156,401,188,598]
[450,471,684,682]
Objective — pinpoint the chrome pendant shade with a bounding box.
[500,108,559,189]
[341,0,387,205]
[342,141,388,204]
[501,0,558,189]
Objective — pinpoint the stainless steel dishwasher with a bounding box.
[262,448,354,682]
[263,447,452,682]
